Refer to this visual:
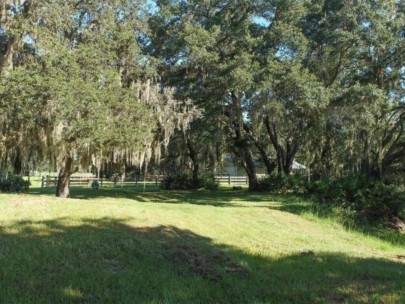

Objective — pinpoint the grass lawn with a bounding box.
[0,185,404,303]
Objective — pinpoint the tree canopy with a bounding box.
[0,0,404,194]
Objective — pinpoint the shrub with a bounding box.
[306,178,342,204]
[257,175,307,193]
[161,173,191,190]
[161,173,218,190]
[198,174,219,190]
[0,175,30,193]
[308,175,404,222]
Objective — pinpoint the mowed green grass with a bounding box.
[0,186,404,304]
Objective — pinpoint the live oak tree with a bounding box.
[248,64,329,176]
[0,0,199,197]
[160,116,224,188]
[148,0,274,190]
[300,0,405,178]
[243,0,330,177]
[0,7,42,178]
[0,0,155,197]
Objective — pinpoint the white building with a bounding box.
[215,156,306,176]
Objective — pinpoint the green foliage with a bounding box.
[307,178,337,203]
[1,0,404,196]
[0,0,201,191]
[257,175,307,193]
[161,173,193,190]
[91,180,99,190]
[199,174,219,190]
[308,175,404,222]
[0,176,30,193]
[161,173,218,190]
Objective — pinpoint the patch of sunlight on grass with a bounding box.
[63,287,84,299]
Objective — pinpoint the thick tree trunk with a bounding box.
[242,148,259,191]
[264,117,283,176]
[186,140,200,188]
[13,148,23,175]
[282,142,298,176]
[120,161,126,182]
[283,158,293,176]
[264,117,300,176]
[192,163,200,188]
[276,148,284,176]
[255,142,276,175]
[233,133,259,191]
[242,122,277,175]
[0,150,8,180]
[56,155,74,198]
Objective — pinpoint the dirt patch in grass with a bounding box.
[102,254,127,273]
[330,294,350,304]
[384,216,405,232]
[395,255,405,262]
[166,243,247,281]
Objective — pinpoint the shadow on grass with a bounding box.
[28,186,405,247]
[28,185,305,207]
[0,217,404,303]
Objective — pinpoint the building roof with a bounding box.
[292,161,306,170]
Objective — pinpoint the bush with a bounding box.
[257,175,307,193]
[306,178,342,203]
[0,175,30,193]
[199,174,219,190]
[161,173,218,190]
[161,173,193,190]
[308,175,404,222]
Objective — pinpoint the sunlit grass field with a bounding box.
[0,185,404,303]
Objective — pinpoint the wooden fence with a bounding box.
[41,174,252,187]
[41,176,97,187]
[214,175,248,185]
[41,175,164,187]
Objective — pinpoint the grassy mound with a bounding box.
[0,186,404,303]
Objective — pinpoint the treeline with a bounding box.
[0,0,404,196]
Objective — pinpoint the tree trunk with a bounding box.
[242,122,277,175]
[255,142,276,175]
[192,162,200,188]
[186,140,200,188]
[225,92,259,191]
[282,142,298,176]
[56,155,74,198]
[13,148,23,175]
[242,148,259,191]
[120,161,126,182]
[233,136,259,191]
[264,117,284,176]
[360,131,371,175]
[276,147,284,176]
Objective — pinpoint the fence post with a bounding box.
[228,175,231,185]
[41,176,44,187]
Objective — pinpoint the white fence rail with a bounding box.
[214,175,248,185]
[41,174,255,187]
